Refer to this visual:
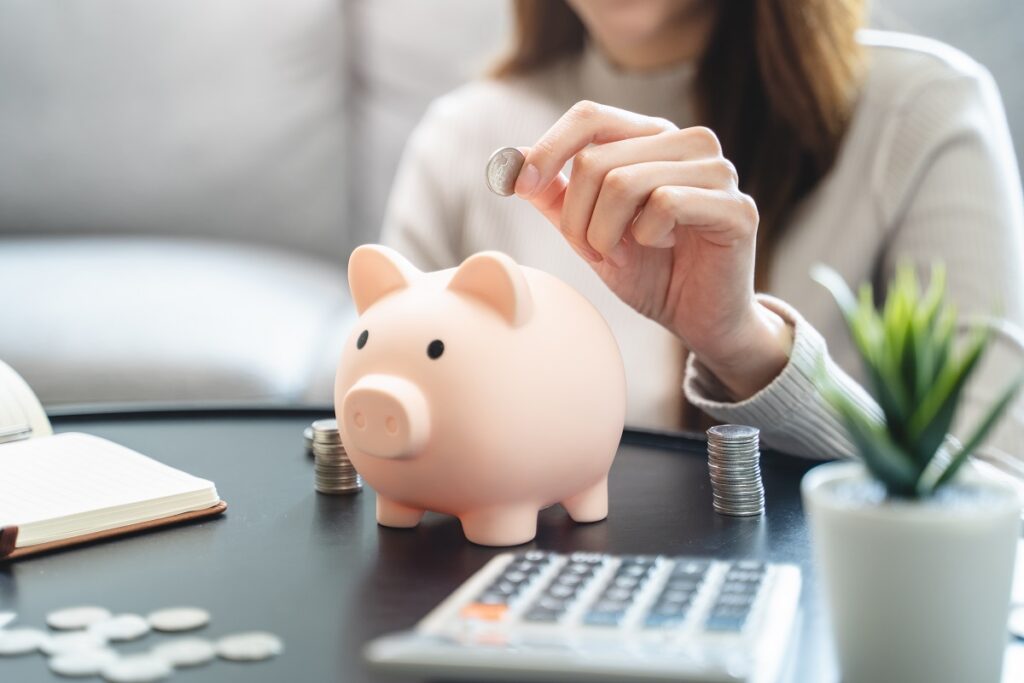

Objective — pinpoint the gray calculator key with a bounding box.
[715,593,756,608]
[523,608,562,623]
[583,612,623,627]
[726,569,763,583]
[602,587,634,602]
[547,584,577,599]
[671,559,711,576]
[556,574,584,587]
[705,614,746,632]
[666,578,702,592]
[613,576,641,589]
[644,614,686,629]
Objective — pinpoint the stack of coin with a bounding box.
[706,424,764,517]
[311,419,362,495]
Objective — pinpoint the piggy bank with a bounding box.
[335,245,626,546]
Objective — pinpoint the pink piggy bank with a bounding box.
[335,245,626,546]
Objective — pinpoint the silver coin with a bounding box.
[49,647,119,677]
[0,611,15,629]
[216,631,283,661]
[89,614,150,642]
[707,424,760,440]
[1010,605,1024,640]
[47,606,113,630]
[0,627,49,656]
[485,147,526,196]
[41,630,106,656]
[304,425,314,451]
[101,654,172,683]
[146,607,210,633]
[151,637,217,667]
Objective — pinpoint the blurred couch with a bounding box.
[0,0,1019,409]
[0,0,506,407]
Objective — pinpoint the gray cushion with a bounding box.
[0,237,354,406]
[0,0,350,260]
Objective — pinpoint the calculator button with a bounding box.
[555,573,584,587]
[644,614,686,629]
[660,590,692,604]
[617,564,649,578]
[719,581,759,595]
[461,603,508,621]
[725,569,763,583]
[523,551,549,562]
[477,592,507,605]
[546,584,576,600]
[600,587,633,602]
[735,560,764,572]
[705,614,746,632]
[522,608,562,623]
[715,593,756,608]
[671,559,711,576]
[583,611,623,627]
[613,575,641,589]
[666,578,702,593]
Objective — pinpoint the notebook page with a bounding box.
[0,433,216,527]
[0,359,52,438]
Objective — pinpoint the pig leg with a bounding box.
[561,476,609,523]
[376,496,424,528]
[459,506,538,547]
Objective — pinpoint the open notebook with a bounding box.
[0,361,225,560]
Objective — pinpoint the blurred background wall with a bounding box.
[0,0,1019,408]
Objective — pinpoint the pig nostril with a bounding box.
[385,416,398,434]
[354,412,366,429]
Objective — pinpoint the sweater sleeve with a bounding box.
[379,101,463,271]
[684,295,879,460]
[685,64,1024,479]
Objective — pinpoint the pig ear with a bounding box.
[348,245,421,314]
[447,251,533,327]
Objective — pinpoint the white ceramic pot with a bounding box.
[802,460,1021,683]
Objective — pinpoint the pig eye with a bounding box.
[357,330,368,349]
[427,339,444,359]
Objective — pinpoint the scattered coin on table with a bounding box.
[0,627,49,656]
[90,614,151,642]
[49,647,120,677]
[485,146,526,196]
[101,654,173,683]
[41,630,106,656]
[147,607,210,633]
[151,637,217,668]
[47,606,112,631]
[216,631,284,661]
[1,604,283,679]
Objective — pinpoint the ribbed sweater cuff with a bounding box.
[683,295,879,459]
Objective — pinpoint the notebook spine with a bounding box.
[0,526,18,558]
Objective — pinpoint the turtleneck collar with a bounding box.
[576,41,697,127]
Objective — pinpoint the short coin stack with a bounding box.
[311,419,362,495]
[706,424,765,517]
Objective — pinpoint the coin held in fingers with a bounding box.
[485,147,526,197]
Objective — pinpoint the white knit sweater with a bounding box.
[381,30,1024,479]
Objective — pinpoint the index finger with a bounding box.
[515,100,675,198]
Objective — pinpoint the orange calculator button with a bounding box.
[460,603,508,621]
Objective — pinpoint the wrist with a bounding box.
[694,302,794,401]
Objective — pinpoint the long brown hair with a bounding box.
[491,0,865,290]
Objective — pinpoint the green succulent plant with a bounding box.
[812,263,1022,499]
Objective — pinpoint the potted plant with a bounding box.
[802,264,1022,683]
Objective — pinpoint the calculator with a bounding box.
[365,551,802,682]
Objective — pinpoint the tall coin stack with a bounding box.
[706,424,764,517]
[311,419,362,495]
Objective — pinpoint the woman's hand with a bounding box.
[516,100,792,400]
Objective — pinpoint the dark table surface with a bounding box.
[0,408,1019,682]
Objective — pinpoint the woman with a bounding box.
[382,0,1024,478]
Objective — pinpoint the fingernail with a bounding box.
[606,242,628,268]
[582,244,603,263]
[515,163,540,197]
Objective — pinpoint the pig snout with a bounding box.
[341,374,430,459]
